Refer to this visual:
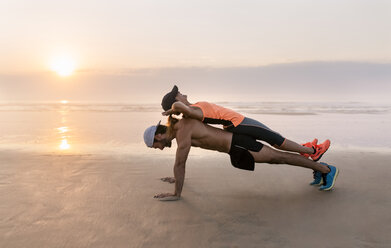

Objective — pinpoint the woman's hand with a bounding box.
[162,109,173,116]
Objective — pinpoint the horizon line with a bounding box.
[1,60,391,75]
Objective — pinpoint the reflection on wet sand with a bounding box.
[58,101,71,150]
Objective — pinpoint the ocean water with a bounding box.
[0,101,390,154]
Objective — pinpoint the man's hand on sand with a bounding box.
[160,177,176,183]
[154,193,180,201]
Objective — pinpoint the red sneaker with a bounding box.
[311,139,331,161]
[300,139,318,158]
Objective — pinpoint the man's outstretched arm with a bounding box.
[173,143,191,197]
[154,129,191,201]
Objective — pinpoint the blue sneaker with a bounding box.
[309,170,323,186]
[319,163,339,191]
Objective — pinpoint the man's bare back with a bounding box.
[173,118,232,153]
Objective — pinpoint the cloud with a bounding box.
[1,61,390,102]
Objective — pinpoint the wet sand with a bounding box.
[0,149,390,248]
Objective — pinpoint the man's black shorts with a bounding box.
[228,133,263,171]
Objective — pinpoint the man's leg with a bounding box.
[250,145,330,173]
[251,145,339,190]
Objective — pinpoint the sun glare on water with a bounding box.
[60,139,70,150]
[50,56,76,77]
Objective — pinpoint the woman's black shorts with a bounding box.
[225,117,285,146]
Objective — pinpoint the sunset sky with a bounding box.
[0,0,390,102]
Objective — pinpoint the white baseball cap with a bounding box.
[143,121,161,147]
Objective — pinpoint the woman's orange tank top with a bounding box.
[190,101,245,127]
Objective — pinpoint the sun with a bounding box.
[50,56,76,77]
[59,138,70,150]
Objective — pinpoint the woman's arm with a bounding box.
[162,102,203,121]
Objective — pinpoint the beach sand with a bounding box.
[1,149,390,248]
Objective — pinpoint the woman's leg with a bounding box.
[228,117,314,154]
[276,138,314,154]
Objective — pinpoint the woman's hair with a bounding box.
[166,114,179,137]
[154,115,180,138]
